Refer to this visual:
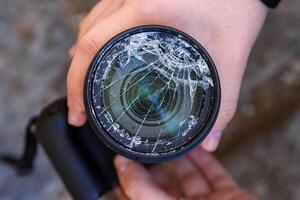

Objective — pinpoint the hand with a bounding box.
[67,0,267,151]
[113,147,256,200]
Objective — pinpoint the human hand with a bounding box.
[67,0,267,151]
[113,147,256,200]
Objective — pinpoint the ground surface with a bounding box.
[0,0,299,199]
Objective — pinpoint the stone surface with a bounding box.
[0,0,299,199]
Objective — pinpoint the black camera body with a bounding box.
[36,98,118,200]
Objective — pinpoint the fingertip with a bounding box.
[201,131,222,152]
[67,92,87,127]
[114,155,129,173]
[201,142,217,152]
[68,110,87,126]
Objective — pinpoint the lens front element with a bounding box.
[85,26,220,162]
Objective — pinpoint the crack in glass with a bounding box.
[91,31,215,154]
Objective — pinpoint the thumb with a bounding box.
[114,156,172,200]
[202,99,237,151]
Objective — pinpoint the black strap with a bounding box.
[0,117,38,175]
[260,0,281,8]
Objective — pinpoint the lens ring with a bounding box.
[84,25,221,163]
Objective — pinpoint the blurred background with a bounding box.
[0,0,299,199]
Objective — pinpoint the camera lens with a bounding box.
[85,26,220,163]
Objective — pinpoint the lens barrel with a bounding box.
[84,25,220,163]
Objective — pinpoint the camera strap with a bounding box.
[0,116,38,175]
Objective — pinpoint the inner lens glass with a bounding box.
[89,28,216,155]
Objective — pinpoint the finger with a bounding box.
[69,45,76,58]
[172,157,210,198]
[78,0,112,33]
[148,164,171,188]
[188,147,237,190]
[70,0,111,57]
[148,164,180,197]
[72,0,124,56]
[67,6,142,126]
[201,99,237,151]
[114,156,172,200]
[201,131,222,152]
[68,106,87,126]
[77,0,124,40]
[114,187,128,200]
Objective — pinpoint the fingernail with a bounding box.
[115,156,129,172]
[202,132,221,151]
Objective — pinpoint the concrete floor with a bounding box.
[0,0,299,199]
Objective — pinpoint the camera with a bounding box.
[1,25,220,200]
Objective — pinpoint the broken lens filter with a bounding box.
[84,26,220,163]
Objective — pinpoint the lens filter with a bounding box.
[84,25,220,163]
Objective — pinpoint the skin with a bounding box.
[67,0,267,151]
[113,147,257,200]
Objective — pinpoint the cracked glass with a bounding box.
[90,29,216,155]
